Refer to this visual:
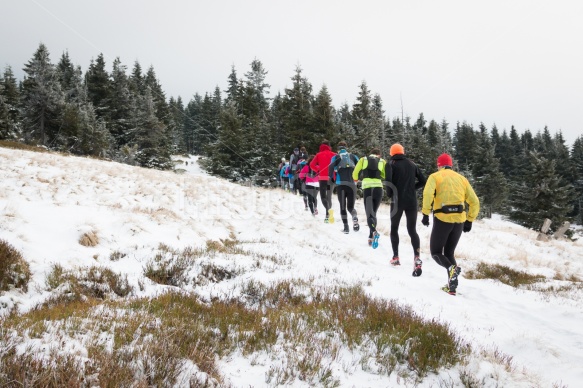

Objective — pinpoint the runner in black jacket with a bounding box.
[386,143,427,276]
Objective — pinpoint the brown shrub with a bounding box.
[79,231,99,247]
[0,239,31,292]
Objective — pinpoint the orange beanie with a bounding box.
[390,143,405,156]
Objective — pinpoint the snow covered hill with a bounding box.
[1,147,582,387]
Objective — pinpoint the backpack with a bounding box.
[362,156,382,179]
[337,152,355,170]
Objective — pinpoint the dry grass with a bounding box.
[0,140,49,153]
[464,262,546,288]
[79,231,99,247]
[0,239,31,292]
[0,277,466,386]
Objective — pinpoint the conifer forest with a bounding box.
[1,43,582,231]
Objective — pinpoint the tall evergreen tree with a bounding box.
[108,57,133,148]
[472,138,508,217]
[56,51,76,99]
[224,65,239,105]
[281,65,314,149]
[144,65,170,124]
[351,81,378,152]
[0,66,21,139]
[312,85,336,147]
[85,53,110,118]
[129,61,145,96]
[21,43,65,147]
[183,94,203,154]
[336,102,356,150]
[168,96,186,153]
[202,100,244,180]
[60,65,110,156]
[133,87,172,169]
[570,136,583,224]
[509,151,573,230]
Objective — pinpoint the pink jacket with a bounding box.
[309,143,336,181]
[299,164,319,185]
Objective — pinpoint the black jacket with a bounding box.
[387,154,426,210]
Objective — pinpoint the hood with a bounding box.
[318,143,332,152]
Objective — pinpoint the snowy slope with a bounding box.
[1,147,582,387]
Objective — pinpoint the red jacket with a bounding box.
[310,143,336,181]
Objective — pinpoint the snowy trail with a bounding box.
[1,148,583,387]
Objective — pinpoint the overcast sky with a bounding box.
[2,0,582,145]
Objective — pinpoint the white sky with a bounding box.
[2,0,583,145]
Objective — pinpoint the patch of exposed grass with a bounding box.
[144,244,205,286]
[464,262,546,288]
[0,140,48,153]
[144,239,289,287]
[43,263,133,308]
[0,279,466,386]
[0,239,31,292]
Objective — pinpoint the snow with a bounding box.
[1,147,583,387]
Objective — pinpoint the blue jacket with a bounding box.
[280,163,290,178]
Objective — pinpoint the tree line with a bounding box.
[1,43,582,231]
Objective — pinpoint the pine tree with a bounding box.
[168,96,186,153]
[0,66,20,139]
[57,51,76,99]
[108,57,133,148]
[129,61,145,96]
[0,77,9,139]
[312,85,336,148]
[509,151,573,230]
[133,88,172,169]
[144,65,170,124]
[282,65,314,148]
[336,102,355,150]
[21,43,65,147]
[351,81,379,152]
[472,138,508,217]
[570,136,583,224]
[60,65,110,156]
[85,53,110,119]
[224,65,239,104]
[453,121,478,172]
[202,100,244,180]
[183,94,203,154]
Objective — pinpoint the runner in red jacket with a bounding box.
[309,140,337,222]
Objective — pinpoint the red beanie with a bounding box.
[437,153,453,167]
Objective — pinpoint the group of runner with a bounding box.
[277,140,480,295]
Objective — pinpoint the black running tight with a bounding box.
[363,187,383,238]
[336,185,357,225]
[430,217,463,272]
[319,180,334,212]
[390,206,420,257]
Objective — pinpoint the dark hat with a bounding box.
[294,148,299,152]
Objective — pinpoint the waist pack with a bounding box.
[434,204,464,214]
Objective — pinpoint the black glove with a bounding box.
[421,214,429,227]
[463,220,472,233]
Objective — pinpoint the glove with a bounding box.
[421,214,429,227]
[463,220,472,233]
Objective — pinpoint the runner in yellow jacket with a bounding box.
[421,153,480,295]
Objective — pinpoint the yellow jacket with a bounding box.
[422,168,480,223]
[352,155,387,189]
